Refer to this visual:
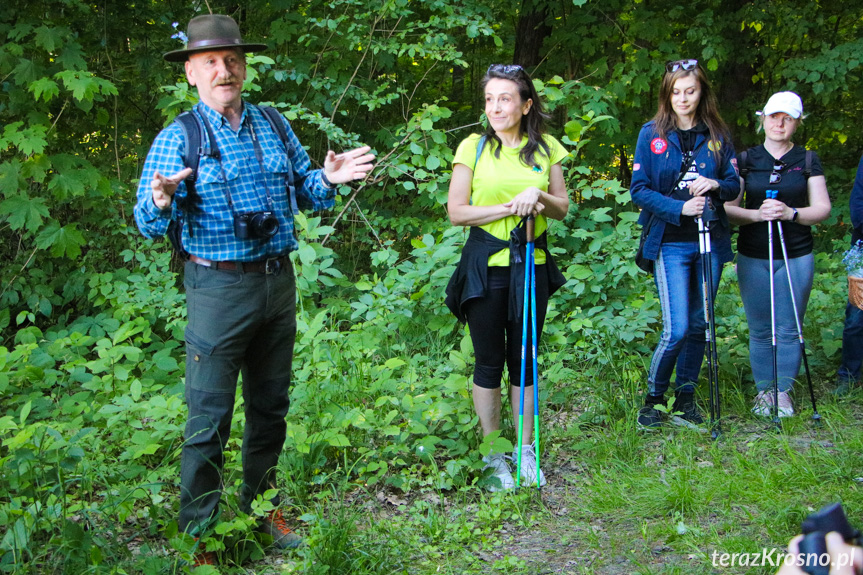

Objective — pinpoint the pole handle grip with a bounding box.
[526,215,535,242]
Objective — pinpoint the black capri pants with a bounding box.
[465,265,550,389]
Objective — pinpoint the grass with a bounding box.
[146,372,861,575]
[4,272,860,574]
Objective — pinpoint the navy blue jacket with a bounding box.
[851,154,863,245]
[630,120,739,264]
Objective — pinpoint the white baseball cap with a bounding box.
[759,91,804,119]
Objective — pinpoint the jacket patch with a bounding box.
[633,163,641,171]
[650,138,667,154]
[708,139,722,152]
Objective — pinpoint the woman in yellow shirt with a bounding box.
[445,64,570,491]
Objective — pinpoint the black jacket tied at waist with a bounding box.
[444,223,566,323]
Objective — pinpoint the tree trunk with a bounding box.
[513,0,552,70]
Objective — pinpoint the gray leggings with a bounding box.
[737,252,814,392]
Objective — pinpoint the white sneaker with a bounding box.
[481,453,515,492]
[776,391,794,418]
[513,445,547,487]
[753,390,794,418]
[752,390,773,417]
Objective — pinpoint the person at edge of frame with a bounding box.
[832,152,863,396]
[725,91,831,417]
[776,532,863,575]
[444,64,569,492]
[133,14,374,567]
[629,58,739,431]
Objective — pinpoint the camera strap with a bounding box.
[196,109,240,214]
[247,119,277,212]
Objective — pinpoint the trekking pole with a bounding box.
[766,191,781,428]
[527,216,541,489]
[516,217,533,488]
[697,204,721,439]
[774,205,822,423]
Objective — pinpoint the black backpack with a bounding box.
[166,104,297,258]
[737,149,813,179]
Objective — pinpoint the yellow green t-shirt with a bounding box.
[453,133,569,267]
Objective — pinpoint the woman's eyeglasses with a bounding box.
[665,59,698,73]
[488,64,524,75]
[769,160,786,184]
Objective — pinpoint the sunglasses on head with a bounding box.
[488,64,524,75]
[666,59,698,73]
[769,159,786,185]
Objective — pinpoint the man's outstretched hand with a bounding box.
[151,167,193,210]
[323,146,375,185]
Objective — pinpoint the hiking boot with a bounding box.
[190,538,217,567]
[776,390,794,417]
[481,453,515,492]
[513,444,546,488]
[670,392,705,430]
[258,509,303,550]
[637,405,663,430]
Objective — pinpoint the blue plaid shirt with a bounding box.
[135,101,334,260]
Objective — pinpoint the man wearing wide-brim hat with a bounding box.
[134,14,374,565]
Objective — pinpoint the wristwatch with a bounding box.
[791,208,799,222]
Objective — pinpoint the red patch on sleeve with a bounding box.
[650,138,668,154]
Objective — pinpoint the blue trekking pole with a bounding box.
[516,217,533,488]
[766,190,781,427]
[527,217,541,489]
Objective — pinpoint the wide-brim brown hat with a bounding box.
[163,14,267,62]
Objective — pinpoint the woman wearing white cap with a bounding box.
[726,91,831,416]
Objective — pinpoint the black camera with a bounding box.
[233,211,279,239]
[798,503,860,575]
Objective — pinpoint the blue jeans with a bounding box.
[838,301,863,383]
[647,242,723,397]
[179,259,296,535]
[737,253,814,392]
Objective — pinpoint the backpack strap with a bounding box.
[737,150,750,178]
[166,110,206,258]
[475,135,487,168]
[257,105,299,215]
[804,150,813,179]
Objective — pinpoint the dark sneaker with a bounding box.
[832,379,854,397]
[637,406,663,430]
[259,510,303,550]
[670,393,705,430]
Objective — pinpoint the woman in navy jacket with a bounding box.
[630,59,739,430]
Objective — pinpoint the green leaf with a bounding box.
[425,155,441,171]
[35,223,86,258]
[29,78,60,102]
[34,26,65,52]
[0,194,50,232]
[20,401,32,425]
[130,379,142,402]
[297,244,316,266]
[0,160,21,195]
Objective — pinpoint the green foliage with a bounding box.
[2,0,863,572]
